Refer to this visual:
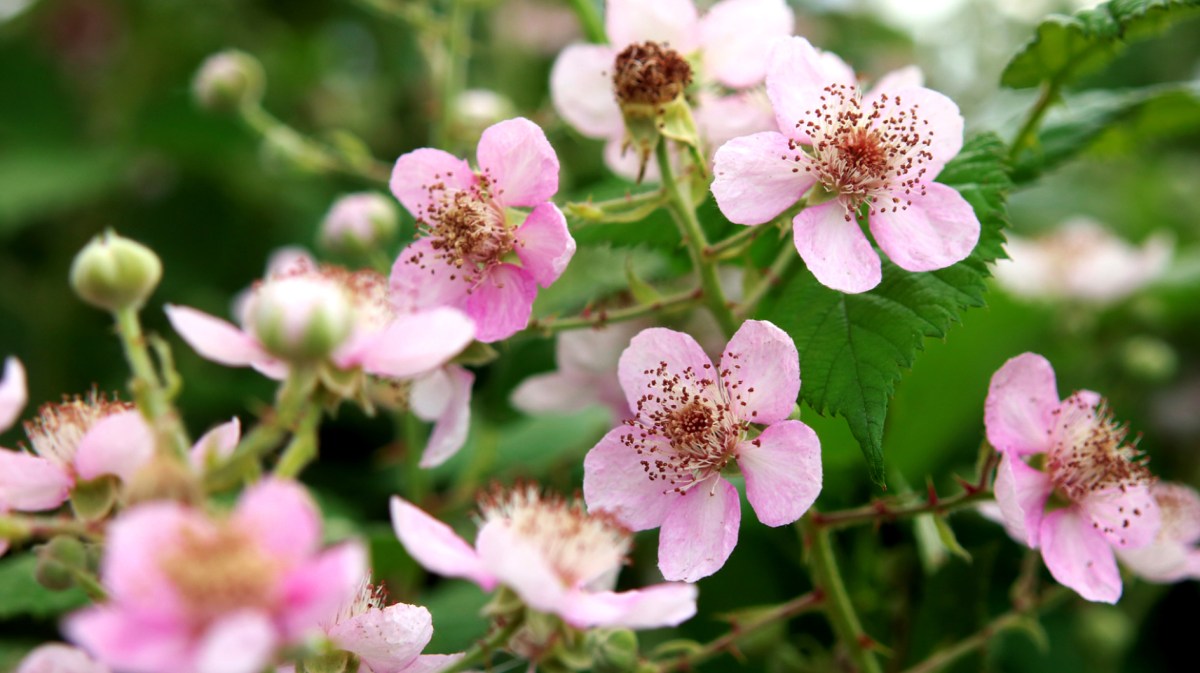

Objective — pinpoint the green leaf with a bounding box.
[1014,81,1200,182]
[764,134,1010,488]
[1001,0,1200,89]
[0,553,90,619]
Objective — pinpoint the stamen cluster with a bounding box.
[24,392,132,466]
[159,524,279,622]
[1047,394,1151,505]
[613,41,693,107]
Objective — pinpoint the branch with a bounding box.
[526,288,703,334]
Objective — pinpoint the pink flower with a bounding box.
[711,37,979,294]
[388,117,574,343]
[66,479,365,673]
[16,644,110,673]
[985,352,1161,603]
[408,365,474,469]
[390,486,697,630]
[1116,481,1200,583]
[319,192,398,255]
[0,357,27,433]
[583,320,822,582]
[551,0,790,179]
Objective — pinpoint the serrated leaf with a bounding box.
[0,553,90,619]
[1014,81,1200,182]
[764,134,1010,487]
[1001,0,1200,89]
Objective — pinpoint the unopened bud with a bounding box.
[70,230,163,312]
[250,277,354,362]
[35,536,88,591]
[586,628,640,673]
[453,89,517,140]
[193,50,265,113]
[318,193,399,256]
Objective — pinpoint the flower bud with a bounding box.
[318,193,399,256]
[35,536,89,591]
[70,231,162,312]
[192,50,264,113]
[586,628,640,673]
[452,89,517,141]
[250,276,354,362]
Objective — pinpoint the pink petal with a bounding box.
[64,608,193,673]
[711,132,816,225]
[476,118,560,207]
[279,542,367,638]
[1117,541,1195,583]
[583,427,678,531]
[868,183,980,273]
[1039,507,1122,604]
[388,239,473,314]
[411,366,474,469]
[389,148,476,222]
[195,611,278,673]
[511,371,604,415]
[328,603,432,673]
[475,521,568,614]
[557,583,698,629]
[658,476,741,582]
[342,308,476,379]
[0,450,72,511]
[189,417,241,471]
[1080,484,1161,549]
[0,357,27,433]
[16,644,109,673]
[694,91,778,156]
[164,305,269,368]
[606,0,700,52]
[737,420,821,527]
[719,319,800,425]
[603,136,661,183]
[74,411,155,482]
[867,65,924,96]
[233,478,322,562]
[463,264,537,343]
[389,497,495,589]
[514,202,576,287]
[700,0,794,88]
[984,353,1059,457]
[993,451,1053,548]
[100,503,195,614]
[884,86,963,181]
[617,327,714,419]
[549,44,624,139]
[766,37,854,143]
[791,200,882,294]
[398,654,466,673]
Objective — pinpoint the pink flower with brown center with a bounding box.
[583,320,822,582]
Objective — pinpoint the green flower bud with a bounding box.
[35,536,89,591]
[249,276,354,363]
[586,628,640,673]
[69,230,163,312]
[192,50,265,113]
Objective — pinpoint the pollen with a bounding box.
[612,41,693,107]
[403,181,515,290]
[159,523,279,623]
[23,392,133,467]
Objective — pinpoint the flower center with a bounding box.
[1046,393,1151,504]
[160,523,279,623]
[793,84,935,217]
[479,486,630,587]
[612,41,693,107]
[623,360,744,494]
[24,392,133,467]
[405,187,515,288]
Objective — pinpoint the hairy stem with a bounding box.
[273,402,323,478]
[527,287,703,334]
[114,307,191,461]
[801,516,884,673]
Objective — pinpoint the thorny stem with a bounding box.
[527,287,702,334]
[656,141,739,337]
[801,516,884,673]
[653,591,825,672]
[566,0,606,43]
[435,613,526,673]
[114,307,191,461]
[239,104,391,184]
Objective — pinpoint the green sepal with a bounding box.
[70,475,119,522]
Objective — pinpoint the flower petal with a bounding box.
[279,542,367,638]
[719,319,800,425]
[550,44,624,138]
[617,327,714,419]
[711,132,815,225]
[476,118,559,207]
[101,503,195,613]
[867,65,924,96]
[1080,484,1161,549]
[583,427,679,531]
[700,0,794,88]
[190,417,241,471]
[195,610,278,673]
[164,305,269,368]
[74,411,155,482]
[0,357,27,433]
[606,0,700,52]
[463,264,538,343]
[389,497,495,589]
[16,644,108,673]
[885,86,964,181]
[412,366,474,469]
[766,37,854,143]
[792,200,881,294]
[399,655,466,673]
[694,91,777,157]
[389,148,476,222]
[514,202,576,287]
[1039,507,1122,604]
[869,183,979,273]
[388,238,473,314]
[737,420,821,527]
[658,476,741,582]
[993,451,1053,548]
[557,583,698,629]
[0,450,72,511]
[343,308,476,379]
[233,478,322,562]
[984,352,1059,457]
[511,371,605,415]
[476,520,567,614]
[328,603,432,673]
[65,607,193,673]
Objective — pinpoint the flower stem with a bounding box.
[704,223,766,259]
[656,141,738,337]
[566,0,606,43]
[1008,79,1060,163]
[273,402,323,478]
[435,612,525,673]
[239,104,391,184]
[113,307,191,461]
[432,0,473,150]
[735,241,796,319]
[801,516,884,673]
[527,287,702,334]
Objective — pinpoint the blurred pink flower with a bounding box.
[390,486,697,629]
[66,479,365,673]
[16,643,110,673]
[551,0,791,179]
[1116,481,1200,583]
[511,323,643,421]
[319,192,398,255]
[986,352,1161,603]
[0,357,26,433]
[389,117,574,342]
[583,320,821,582]
[712,37,978,293]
